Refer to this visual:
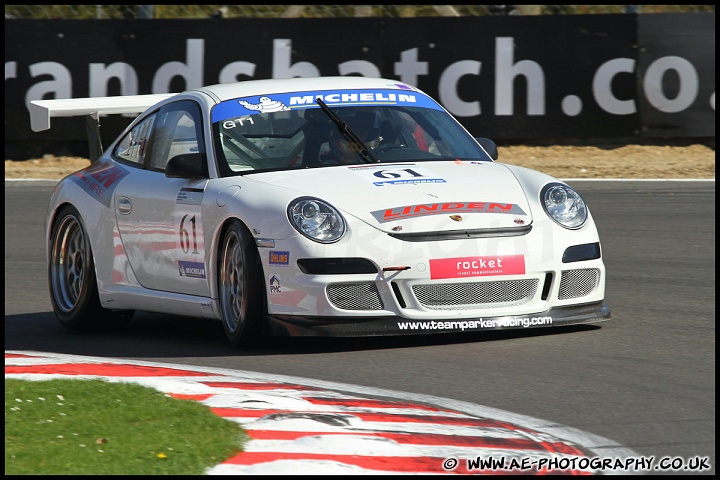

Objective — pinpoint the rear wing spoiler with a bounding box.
[29,93,175,161]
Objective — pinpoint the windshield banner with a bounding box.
[211,88,443,123]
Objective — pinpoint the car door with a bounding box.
[114,99,212,297]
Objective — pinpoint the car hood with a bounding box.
[250,161,533,234]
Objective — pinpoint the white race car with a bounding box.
[31,76,610,347]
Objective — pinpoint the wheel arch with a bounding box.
[47,201,96,270]
[50,200,122,295]
[212,216,267,307]
[215,215,270,344]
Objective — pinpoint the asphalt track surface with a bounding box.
[5,179,716,475]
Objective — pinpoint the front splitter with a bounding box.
[266,302,611,337]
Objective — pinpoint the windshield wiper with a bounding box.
[315,98,379,164]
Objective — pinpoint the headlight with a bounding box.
[540,183,588,229]
[287,197,346,243]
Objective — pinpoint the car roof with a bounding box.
[191,76,421,102]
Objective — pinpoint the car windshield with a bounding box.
[211,88,492,175]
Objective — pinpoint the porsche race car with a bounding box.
[30,76,610,347]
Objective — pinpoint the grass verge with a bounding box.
[5,378,247,475]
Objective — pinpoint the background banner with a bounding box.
[4,13,715,158]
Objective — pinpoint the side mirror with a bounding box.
[476,137,498,160]
[165,152,208,178]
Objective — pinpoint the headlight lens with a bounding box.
[287,197,346,243]
[541,183,588,229]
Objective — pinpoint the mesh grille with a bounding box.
[327,282,384,311]
[412,279,539,310]
[558,269,600,300]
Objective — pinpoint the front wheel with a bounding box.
[218,220,265,347]
[48,205,133,331]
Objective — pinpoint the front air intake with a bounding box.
[412,279,539,310]
[558,269,600,300]
[327,282,384,310]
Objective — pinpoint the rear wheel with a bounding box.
[218,220,265,347]
[48,205,133,331]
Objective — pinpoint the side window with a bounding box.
[114,114,156,165]
[146,100,203,172]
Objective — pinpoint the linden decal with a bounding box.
[372,202,527,223]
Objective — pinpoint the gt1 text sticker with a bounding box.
[221,115,256,131]
[175,187,206,279]
[347,164,446,186]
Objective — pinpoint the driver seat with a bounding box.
[379,118,403,145]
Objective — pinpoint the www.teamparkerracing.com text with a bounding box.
[441,455,712,473]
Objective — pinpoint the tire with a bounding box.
[48,205,133,331]
[218,219,265,347]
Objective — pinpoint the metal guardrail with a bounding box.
[4,5,715,20]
